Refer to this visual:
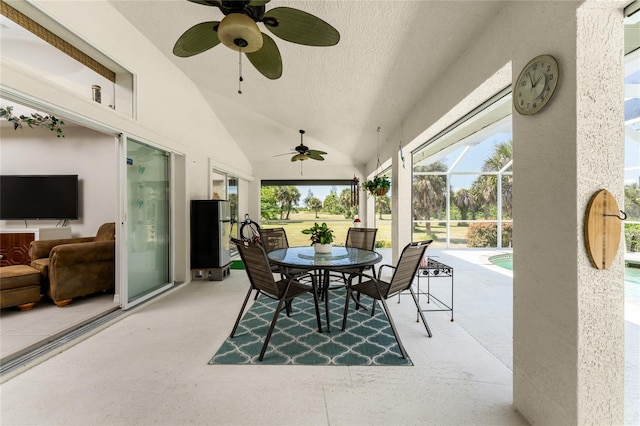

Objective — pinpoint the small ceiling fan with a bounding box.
[275,129,327,162]
[173,0,340,80]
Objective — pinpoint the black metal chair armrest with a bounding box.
[347,271,378,285]
[377,263,396,279]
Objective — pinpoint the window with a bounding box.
[0,2,133,117]
[412,91,512,248]
[209,168,240,252]
[260,180,357,246]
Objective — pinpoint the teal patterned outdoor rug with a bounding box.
[209,289,412,366]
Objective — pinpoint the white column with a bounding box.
[392,144,412,264]
[575,4,626,423]
[513,3,625,424]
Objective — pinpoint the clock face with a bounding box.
[514,54,559,115]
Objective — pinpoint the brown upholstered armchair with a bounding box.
[29,222,115,307]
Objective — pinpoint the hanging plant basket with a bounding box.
[373,187,389,197]
[362,175,391,197]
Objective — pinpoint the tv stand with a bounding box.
[0,227,72,266]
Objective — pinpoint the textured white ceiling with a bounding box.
[109,0,506,168]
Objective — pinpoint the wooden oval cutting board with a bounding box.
[584,189,621,270]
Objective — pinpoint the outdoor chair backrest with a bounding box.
[258,227,290,253]
[231,238,279,296]
[345,227,378,251]
[386,240,433,297]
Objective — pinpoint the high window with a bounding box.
[0,2,134,117]
[412,91,512,248]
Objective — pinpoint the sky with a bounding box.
[297,185,349,203]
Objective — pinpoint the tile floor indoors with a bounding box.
[0,292,117,361]
[0,248,637,425]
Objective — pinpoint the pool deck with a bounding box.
[382,248,638,425]
[627,252,640,265]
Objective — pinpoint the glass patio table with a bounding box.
[267,246,382,332]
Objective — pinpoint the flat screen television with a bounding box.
[0,175,79,220]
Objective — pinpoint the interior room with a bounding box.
[0,107,120,359]
[0,0,638,425]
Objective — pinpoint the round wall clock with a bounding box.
[514,54,559,115]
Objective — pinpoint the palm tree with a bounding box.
[307,197,323,218]
[473,140,513,219]
[413,162,447,233]
[471,176,497,219]
[453,188,475,220]
[274,186,300,220]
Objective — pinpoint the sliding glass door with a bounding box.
[125,138,171,306]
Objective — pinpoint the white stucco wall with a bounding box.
[0,125,117,238]
[575,4,626,423]
[373,0,625,424]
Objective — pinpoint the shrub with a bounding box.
[625,224,640,252]
[467,222,513,248]
[375,239,392,248]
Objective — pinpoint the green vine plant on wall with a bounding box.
[0,106,65,138]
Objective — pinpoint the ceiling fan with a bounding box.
[173,0,340,80]
[276,129,327,162]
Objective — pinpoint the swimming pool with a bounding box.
[489,253,640,301]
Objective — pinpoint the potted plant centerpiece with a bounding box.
[302,222,334,254]
[362,175,390,196]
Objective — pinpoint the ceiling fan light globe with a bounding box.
[218,13,263,53]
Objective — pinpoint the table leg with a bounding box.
[323,270,331,333]
[310,273,323,333]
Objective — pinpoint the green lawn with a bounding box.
[262,212,391,247]
[261,213,479,248]
[412,222,470,248]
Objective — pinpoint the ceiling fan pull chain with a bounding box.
[238,49,243,94]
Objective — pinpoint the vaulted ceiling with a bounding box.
[109,0,506,169]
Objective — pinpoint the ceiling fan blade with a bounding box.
[273,151,294,157]
[307,149,327,156]
[291,154,308,162]
[263,7,340,46]
[187,0,221,6]
[246,33,282,79]
[248,0,270,6]
[308,152,325,161]
[173,21,221,57]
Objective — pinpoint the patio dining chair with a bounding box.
[345,227,378,252]
[343,226,378,275]
[258,227,306,278]
[259,227,290,253]
[328,227,378,293]
[229,238,322,361]
[341,240,433,359]
[258,227,288,274]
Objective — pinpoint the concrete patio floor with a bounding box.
[0,247,637,425]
